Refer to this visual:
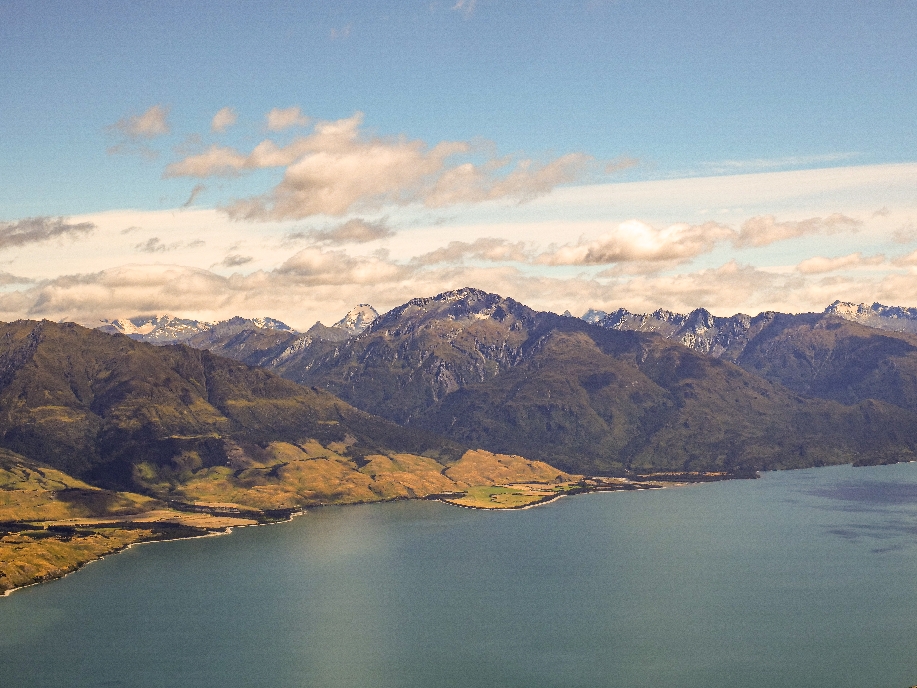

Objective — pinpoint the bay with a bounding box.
[1,462,916,688]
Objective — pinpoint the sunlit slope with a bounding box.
[0,320,465,492]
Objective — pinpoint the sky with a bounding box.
[1,0,916,330]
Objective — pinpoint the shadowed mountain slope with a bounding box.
[270,288,917,475]
[734,313,917,410]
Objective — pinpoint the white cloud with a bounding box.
[735,213,862,248]
[166,112,594,219]
[266,106,310,132]
[413,238,531,265]
[211,107,237,133]
[293,218,396,245]
[278,246,411,285]
[109,105,170,139]
[796,253,885,274]
[6,163,917,328]
[537,220,733,266]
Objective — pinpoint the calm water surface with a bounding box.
[1,462,916,688]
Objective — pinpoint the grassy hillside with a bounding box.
[0,320,467,492]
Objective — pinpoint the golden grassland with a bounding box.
[0,442,584,594]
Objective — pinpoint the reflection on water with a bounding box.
[799,462,917,552]
[0,463,916,688]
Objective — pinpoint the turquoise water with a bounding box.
[1,462,916,688]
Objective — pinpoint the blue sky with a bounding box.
[1,0,916,326]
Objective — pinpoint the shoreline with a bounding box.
[0,509,308,599]
[0,471,746,596]
[1,462,908,598]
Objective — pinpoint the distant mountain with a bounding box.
[582,302,917,416]
[98,314,293,343]
[823,300,917,334]
[582,307,775,359]
[333,304,379,335]
[98,314,213,342]
[89,292,917,477]
[582,300,917,358]
[263,288,917,476]
[142,306,373,373]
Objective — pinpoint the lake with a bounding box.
[1,462,916,687]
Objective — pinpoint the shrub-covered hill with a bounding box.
[0,320,465,492]
[275,288,917,476]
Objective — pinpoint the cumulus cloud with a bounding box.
[735,213,861,248]
[278,246,411,285]
[211,107,237,133]
[109,105,170,139]
[166,112,594,219]
[14,265,231,320]
[266,106,310,132]
[796,253,885,274]
[597,261,792,315]
[297,218,396,245]
[413,238,531,265]
[537,220,733,266]
[0,217,95,250]
[107,106,170,157]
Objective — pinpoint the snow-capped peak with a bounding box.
[333,304,379,334]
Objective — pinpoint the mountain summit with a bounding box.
[262,287,917,476]
[333,304,379,335]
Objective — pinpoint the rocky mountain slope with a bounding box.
[585,303,917,415]
[823,300,917,334]
[89,291,917,477]
[247,288,917,476]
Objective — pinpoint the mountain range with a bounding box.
[5,289,917,591]
[131,288,917,477]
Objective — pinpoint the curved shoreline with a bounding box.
[0,473,732,597]
[0,510,308,599]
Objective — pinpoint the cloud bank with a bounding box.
[166,112,593,219]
